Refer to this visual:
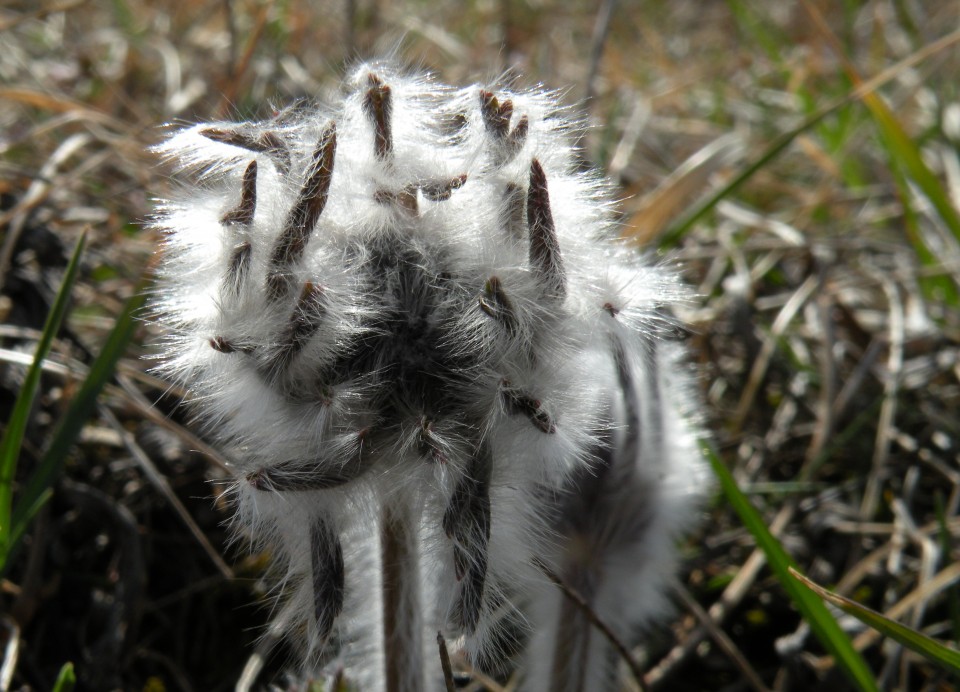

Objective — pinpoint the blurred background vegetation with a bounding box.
[1,0,959,690]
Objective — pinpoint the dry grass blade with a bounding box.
[607,97,651,179]
[0,135,91,288]
[625,134,743,245]
[216,0,274,117]
[0,347,231,477]
[672,581,771,692]
[731,275,819,434]
[0,88,97,115]
[850,561,960,655]
[98,406,233,579]
[646,503,796,688]
[860,274,905,519]
[0,348,75,378]
[584,0,617,105]
[0,617,20,691]
[113,373,232,474]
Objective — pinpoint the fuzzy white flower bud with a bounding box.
[150,60,709,691]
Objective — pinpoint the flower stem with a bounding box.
[380,497,422,692]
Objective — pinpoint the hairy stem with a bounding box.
[380,498,423,692]
[550,563,593,692]
[535,556,647,692]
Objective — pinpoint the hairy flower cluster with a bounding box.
[151,62,708,691]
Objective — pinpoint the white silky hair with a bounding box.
[150,59,709,691]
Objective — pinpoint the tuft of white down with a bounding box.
[150,60,710,691]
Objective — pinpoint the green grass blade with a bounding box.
[9,488,54,551]
[704,440,879,692]
[852,85,960,304]
[887,160,960,305]
[51,661,76,692]
[10,282,146,547]
[865,99,960,303]
[865,94,960,241]
[0,231,87,567]
[790,568,960,673]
